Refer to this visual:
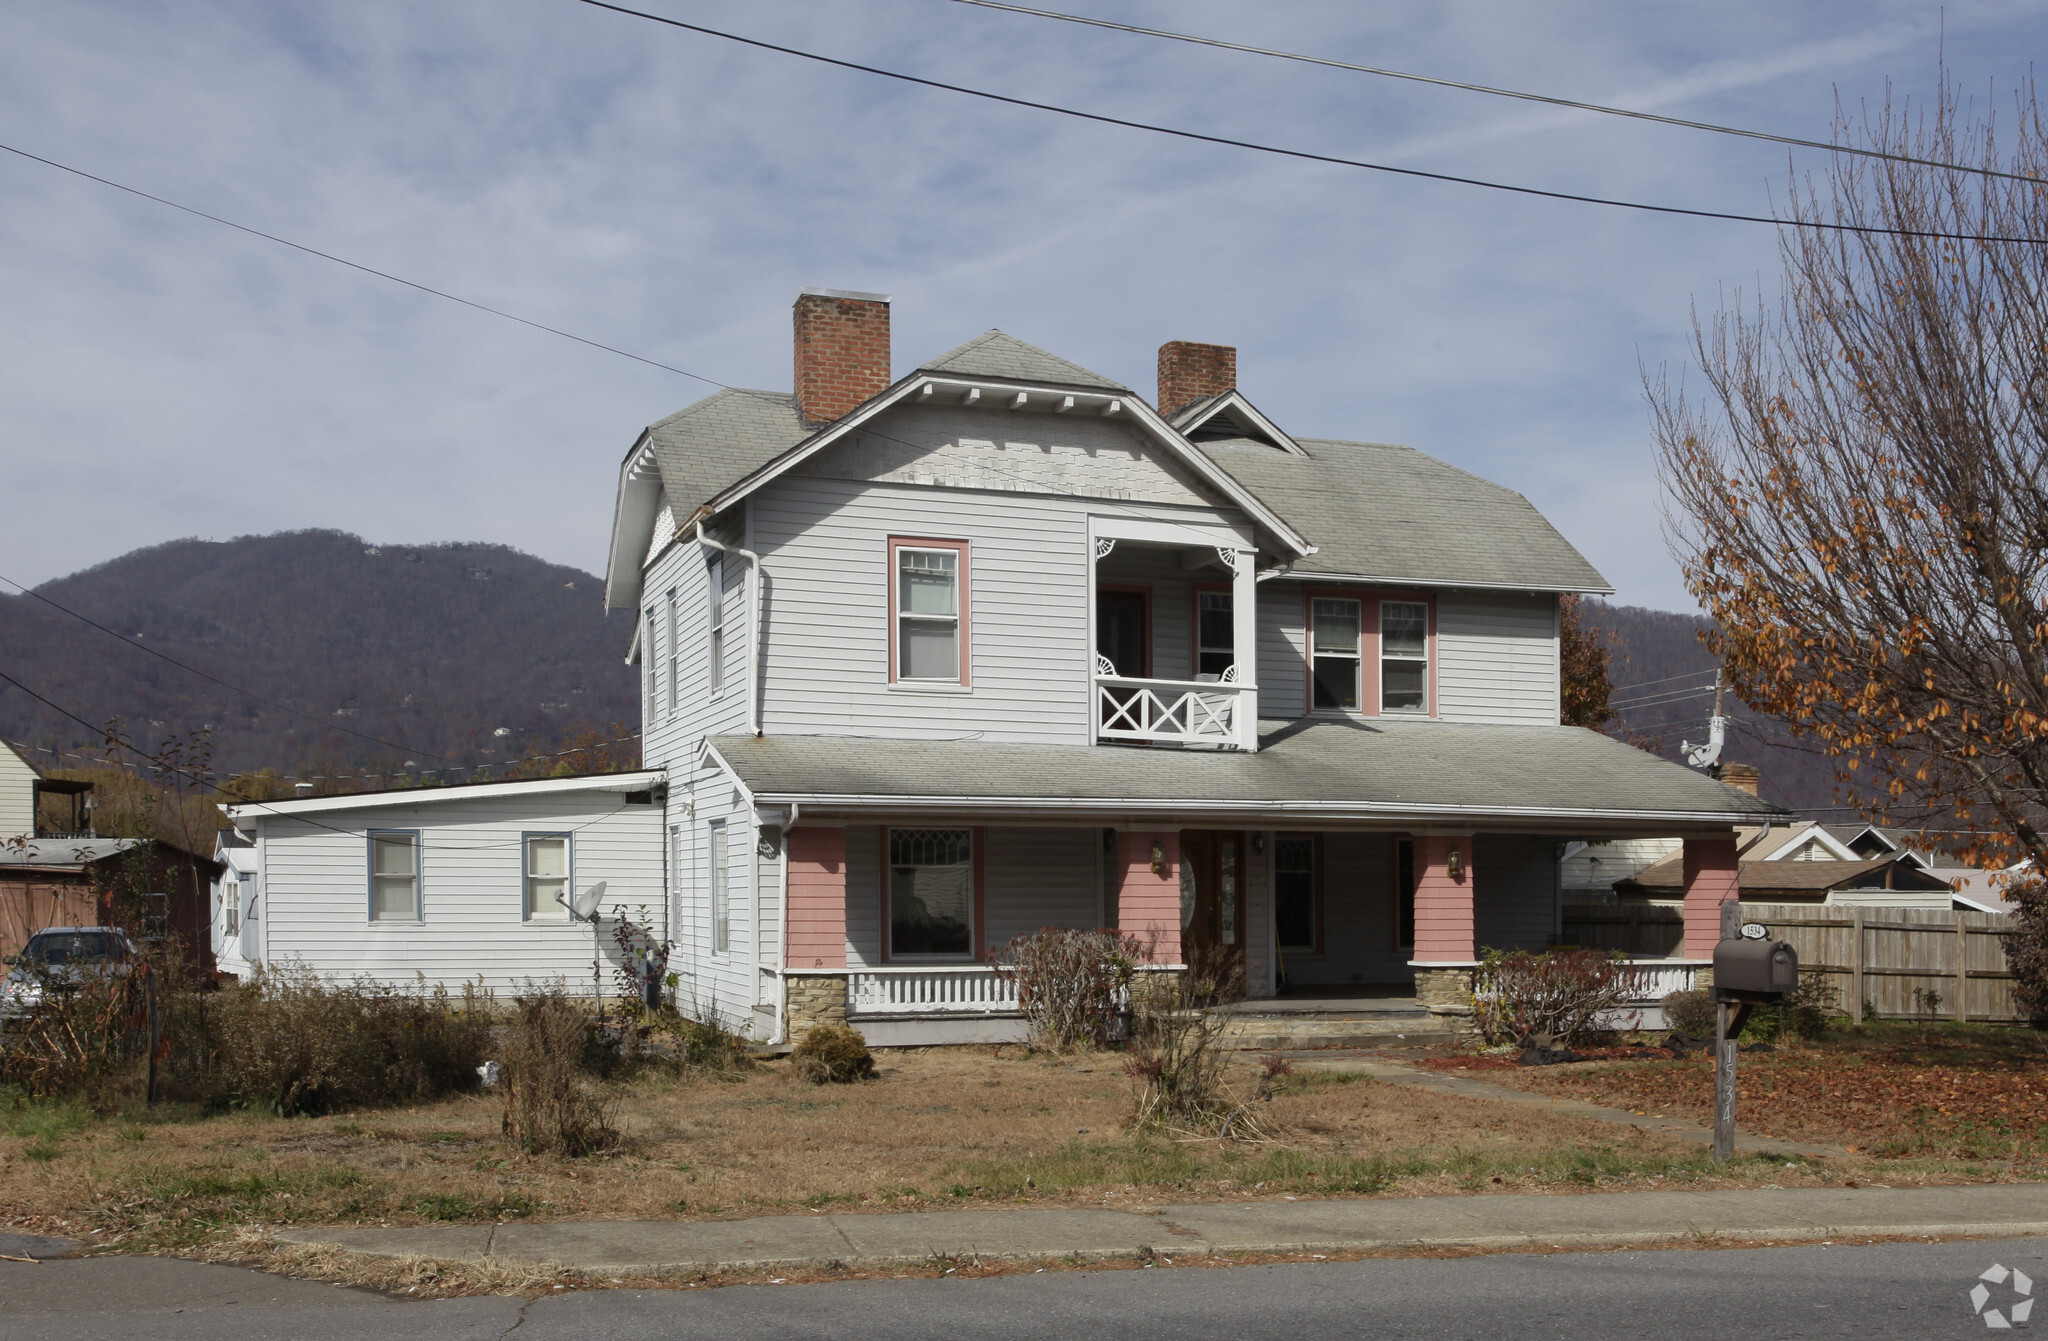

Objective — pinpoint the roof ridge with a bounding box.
[917,329,1127,391]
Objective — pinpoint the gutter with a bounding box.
[695,521,764,737]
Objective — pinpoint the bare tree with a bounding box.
[1653,75,2048,869]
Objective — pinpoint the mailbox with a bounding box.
[1713,937,1798,997]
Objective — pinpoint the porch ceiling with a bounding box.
[704,720,1790,831]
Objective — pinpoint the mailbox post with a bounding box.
[1709,901,1800,1161]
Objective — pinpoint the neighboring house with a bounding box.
[0,741,34,843]
[216,773,666,992]
[0,836,220,964]
[593,290,1782,1044]
[1614,850,1956,906]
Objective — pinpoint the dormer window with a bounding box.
[890,538,970,684]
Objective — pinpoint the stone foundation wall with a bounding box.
[1412,965,1479,1037]
[784,973,848,1038]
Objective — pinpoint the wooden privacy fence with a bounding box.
[1562,901,2024,1023]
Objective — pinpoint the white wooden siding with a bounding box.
[672,764,760,1035]
[0,746,34,842]
[1437,592,1560,725]
[1474,835,1561,951]
[640,527,749,773]
[751,476,1249,744]
[255,791,663,994]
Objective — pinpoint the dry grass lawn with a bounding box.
[2,1047,1887,1254]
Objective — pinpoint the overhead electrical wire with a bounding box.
[944,0,2040,185]
[571,0,2046,245]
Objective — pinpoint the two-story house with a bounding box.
[603,289,1785,1045]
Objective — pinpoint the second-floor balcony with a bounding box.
[1091,521,1259,751]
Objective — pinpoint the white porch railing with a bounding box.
[1626,960,1705,1000]
[848,968,1021,1018]
[1095,657,1253,749]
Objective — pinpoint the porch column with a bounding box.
[1117,831,1182,963]
[1229,546,1259,752]
[1410,834,1476,1014]
[1681,833,1739,961]
[784,826,849,1040]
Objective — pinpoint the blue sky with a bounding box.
[1,0,2039,609]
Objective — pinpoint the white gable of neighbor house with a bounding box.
[0,743,36,842]
[792,403,1218,507]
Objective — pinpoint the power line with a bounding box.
[572,0,2048,246]
[945,0,2040,185]
[0,142,726,389]
[1607,668,1719,693]
[0,569,462,765]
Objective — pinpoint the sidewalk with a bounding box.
[272,1184,2048,1274]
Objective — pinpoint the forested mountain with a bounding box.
[1589,600,1846,817]
[0,531,637,782]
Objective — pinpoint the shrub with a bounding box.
[789,1024,876,1084]
[0,969,148,1100]
[1740,969,1838,1043]
[1661,989,1717,1039]
[1470,948,1643,1049]
[995,928,1143,1052]
[499,985,618,1156]
[2007,876,2048,1027]
[1123,966,1246,1135]
[208,962,491,1115]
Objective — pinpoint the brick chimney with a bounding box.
[1714,762,1760,795]
[1157,340,1236,418]
[793,288,892,425]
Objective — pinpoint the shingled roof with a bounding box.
[1618,853,1955,898]
[642,388,810,517]
[918,330,1126,390]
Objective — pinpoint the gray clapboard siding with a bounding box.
[256,792,663,994]
[983,827,1101,949]
[641,531,749,774]
[1474,835,1561,952]
[673,765,759,1035]
[751,476,1251,744]
[1093,546,1206,682]
[1257,583,1309,720]
[1437,592,1559,725]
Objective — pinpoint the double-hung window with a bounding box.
[525,835,570,919]
[892,540,967,683]
[368,831,420,921]
[1310,598,1362,711]
[889,828,973,959]
[224,878,241,936]
[706,557,726,698]
[665,588,680,717]
[1196,590,1234,680]
[1275,836,1316,951]
[1380,601,1429,713]
[708,819,729,954]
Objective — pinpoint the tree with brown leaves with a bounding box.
[1560,594,1618,731]
[1650,78,2048,1018]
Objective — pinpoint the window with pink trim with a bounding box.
[888,537,970,684]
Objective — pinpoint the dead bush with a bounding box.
[207,962,491,1115]
[499,985,618,1156]
[995,927,1142,1052]
[1471,948,1643,1049]
[1122,967,1267,1137]
[0,969,148,1101]
[789,1024,876,1084]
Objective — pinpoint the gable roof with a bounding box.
[643,389,808,519]
[1170,390,1306,455]
[1619,853,1953,896]
[1194,437,1612,593]
[918,331,1126,390]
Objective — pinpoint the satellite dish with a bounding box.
[558,880,606,921]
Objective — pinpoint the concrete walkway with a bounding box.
[268,1184,2048,1274]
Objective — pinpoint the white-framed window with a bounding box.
[1380,600,1429,713]
[224,878,241,936]
[665,588,680,717]
[524,834,570,919]
[1197,589,1234,680]
[368,830,420,922]
[891,539,967,683]
[708,818,729,954]
[1310,597,1362,711]
[707,556,727,697]
[888,828,974,960]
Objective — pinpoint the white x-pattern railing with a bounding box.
[1095,656,1250,747]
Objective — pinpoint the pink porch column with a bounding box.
[786,826,848,970]
[1411,835,1476,963]
[1682,834,1740,959]
[1117,831,1182,964]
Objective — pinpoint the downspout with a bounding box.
[695,522,764,737]
[773,801,799,1046]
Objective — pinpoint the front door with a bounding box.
[1178,830,1246,1000]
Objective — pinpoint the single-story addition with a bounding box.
[216,771,666,993]
[694,720,1780,1045]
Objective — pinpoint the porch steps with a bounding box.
[1215,1011,1454,1052]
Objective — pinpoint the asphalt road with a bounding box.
[4,1237,2043,1340]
